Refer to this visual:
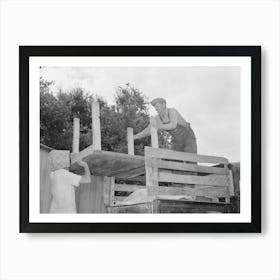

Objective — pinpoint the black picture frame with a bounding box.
[20,46,261,233]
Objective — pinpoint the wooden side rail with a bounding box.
[103,177,147,207]
[145,147,234,203]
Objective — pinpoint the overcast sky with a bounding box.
[40,66,240,162]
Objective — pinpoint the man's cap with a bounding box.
[48,150,70,171]
[150,98,166,106]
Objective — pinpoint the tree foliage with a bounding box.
[40,79,169,155]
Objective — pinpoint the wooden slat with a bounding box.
[92,101,101,150]
[145,147,228,164]
[228,170,235,196]
[158,172,228,187]
[116,176,146,183]
[113,166,145,179]
[78,181,95,213]
[115,196,127,203]
[109,177,115,206]
[127,127,134,155]
[40,149,52,213]
[153,159,228,175]
[114,184,146,192]
[103,176,113,206]
[150,117,159,148]
[72,117,80,153]
[108,203,153,213]
[145,149,159,188]
[148,186,228,198]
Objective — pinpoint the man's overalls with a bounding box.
[159,110,197,154]
[169,123,197,154]
[160,112,198,178]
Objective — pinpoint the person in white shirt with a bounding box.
[48,150,91,213]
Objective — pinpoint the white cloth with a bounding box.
[49,169,81,213]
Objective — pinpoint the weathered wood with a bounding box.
[145,147,229,164]
[152,159,228,175]
[127,127,134,155]
[72,118,80,211]
[109,177,115,206]
[158,200,230,213]
[228,170,235,196]
[148,186,228,198]
[92,175,107,213]
[145,151,159,188]
[78,175,108,213]
[158,172,228,187]
[78,182,94,213]
[114,184,146,192]
[152,199,159,213]
[115,196,127,203]
[112,166,145,179]
[108,203,153,213]
[116,175,146,183]
[70,150,145,178]
[92,101,101,150]
[40,148,52,213]
[150,117,159,148]
[103,176,113,206]
[72,117,80,153]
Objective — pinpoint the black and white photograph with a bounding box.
[40,66,240,214]
[20,46,260,232]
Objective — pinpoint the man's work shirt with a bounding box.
[156,108,197,153]
[49,169,81,213]
[155,108,190,130]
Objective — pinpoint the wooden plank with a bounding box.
[78,175,108,213]
[109,177,115,206]
[114,184,146,192]
[158,172,228,187]
[145,147,229,164]
[78,181,94,213]
[115,196,127,203]
[153,159,228,175]
[145,150,159,188]
[228,170,235,196]
[152,199,159,213]
[103,176,113,206]
[108,203,153,213]
[72,118,80,211]
[127,127,134,155]
[112,166,145,179]
[148,186,228,198]
[150,117,159,148]
[116,175,146,183]
[93,175,107,213]
[92,101,101,150]
[40,149,52,213]
[72,117,80,153]
[70,150,145,177]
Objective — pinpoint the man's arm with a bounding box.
[77,160,91,184]
[133,125,151,140]
[157,109,178,130]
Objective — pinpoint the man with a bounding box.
[48,150,91,213]
[134,98,197,153]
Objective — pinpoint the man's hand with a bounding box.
[77,160,91,184]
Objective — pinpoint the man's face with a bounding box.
[154,102,166,114]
